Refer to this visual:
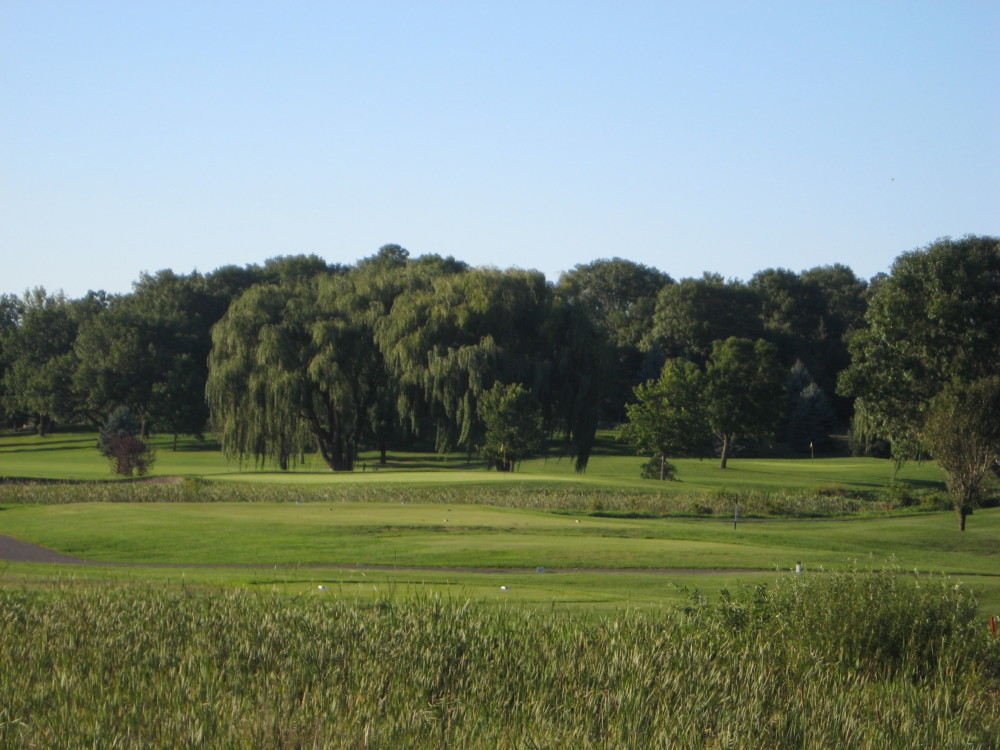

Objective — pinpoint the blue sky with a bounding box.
[2,1,997,298]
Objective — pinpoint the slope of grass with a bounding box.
[2,501,996,574]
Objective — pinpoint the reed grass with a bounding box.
[1,567,996,748]
[0,478,955,517]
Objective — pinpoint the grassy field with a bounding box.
[2,499,998,611]
[1,429,998,612]
[1,500,996,573]
[0,429,947,492]
[2,570,998,748]
[2,430,999,746]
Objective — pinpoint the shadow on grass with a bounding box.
[360,460,487,472]
[0,444,98,454]
[0,437,96,450]
[158,440,221,452]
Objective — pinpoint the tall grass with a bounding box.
[0,478,951,517]
[1,568,996,748]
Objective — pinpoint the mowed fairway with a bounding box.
[2,430,998,612]
[1,500,997,571]
[2,500,999,611]
[0,430,945,492]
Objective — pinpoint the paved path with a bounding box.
[0,533,761,574]
[0,534,88,564]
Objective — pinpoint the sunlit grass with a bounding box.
[0,429,947,494]
[1,569,997,748]
[1,500,997,592]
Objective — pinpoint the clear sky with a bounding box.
[2,1,997,298]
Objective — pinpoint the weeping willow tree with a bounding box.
[208,258,608,472]
[206,273,385,472]
[375,267,609,470]
[375,268,520,454]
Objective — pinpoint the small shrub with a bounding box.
[887,482,918,508]
[97,407,155,477]
[815,483,846,497]
[640,457,678,481]
[922,491,953,511]
[105,434,156,477]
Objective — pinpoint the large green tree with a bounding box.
[705,337,785,469]
[647,274,763,364]
[796,264,868,419]
[75,266,284,441]
[207,272,378,471]
[1,289,103,434]
[838,235,1000,461]
[749,266,867,421]
[557,258,672,352]
[0,293,24,428]
[558,258,673,422]
[376,267,608,470]
[207,247,471,472]
[477,382,545,471]
[618,358,708,480]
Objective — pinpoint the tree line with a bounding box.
[2,236,998,524]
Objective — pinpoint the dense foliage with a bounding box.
[840,235,1000,526]
[1,570,996,748]
[3,236,998,490]
[476,382,545,471]
[618,358,707,479]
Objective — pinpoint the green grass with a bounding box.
[0,429,947,493]
[2,500,999,612]
[1,500,996,572]
[2,428,997,612]
[2,430,999,746]
[2,570,997,748]
[0,561,782,612]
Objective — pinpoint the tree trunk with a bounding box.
[378,435,387,465]
[322,445,354,471]
[959,508,968,531]
[319,431,354,471]
[719,435,730,469]
[659,454,666,481]
[312,406,355,471]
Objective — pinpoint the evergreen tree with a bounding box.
[787,382,836,452]
[783,362,836,452]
